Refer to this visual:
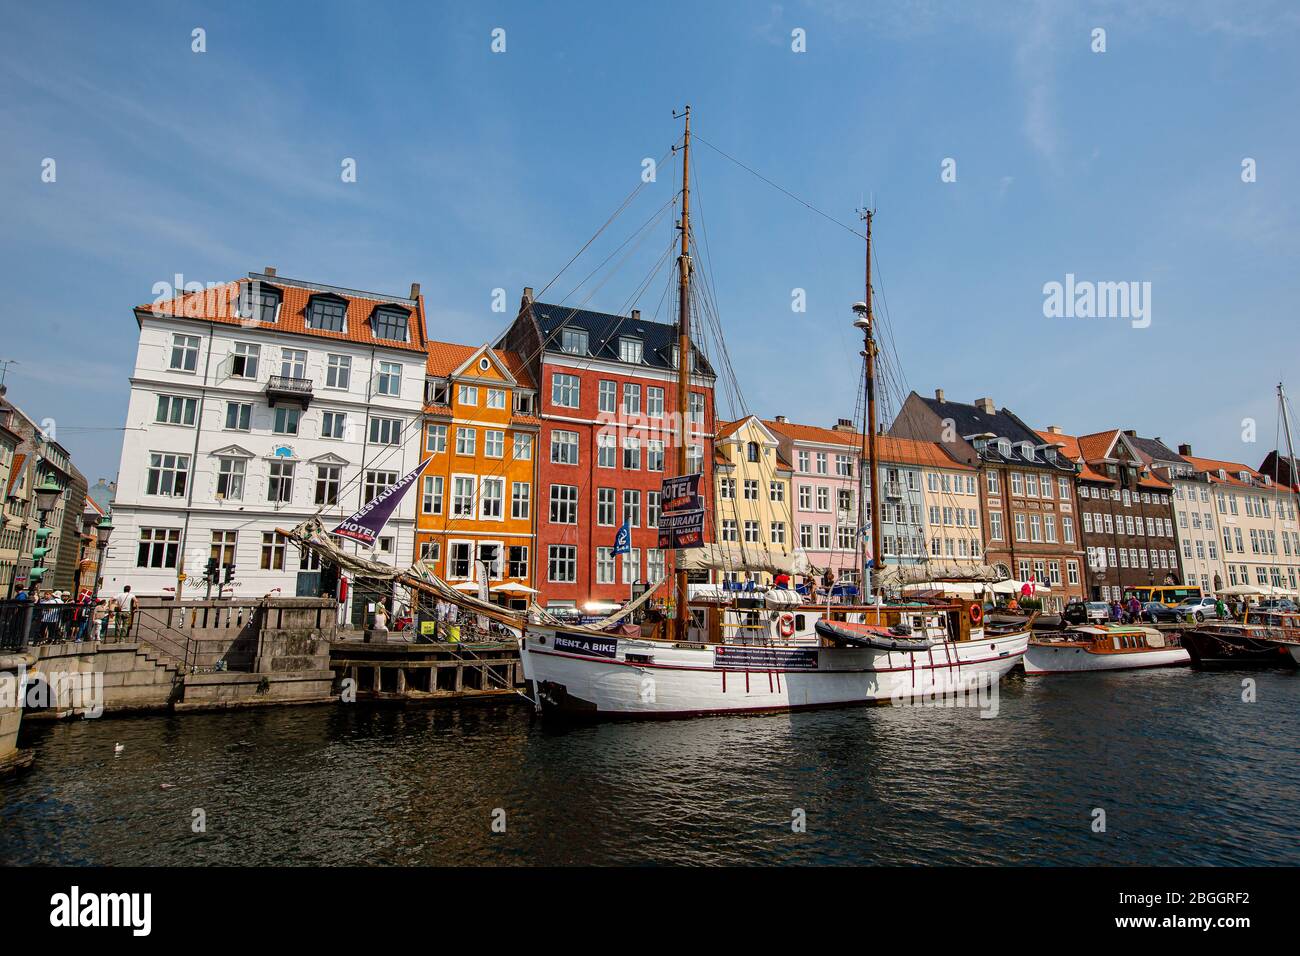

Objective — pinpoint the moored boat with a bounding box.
[1182,622,1300,669]
[522,599,1028,717]
[1022,624,1189,674]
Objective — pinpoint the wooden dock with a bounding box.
[329,639,527,705]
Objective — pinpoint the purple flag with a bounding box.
[332,456,432,547]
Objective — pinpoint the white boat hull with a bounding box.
[519,628,1029,718]
[1023,643,1190,674]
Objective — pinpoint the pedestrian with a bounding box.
[14,585,29,602]
[115,584,136,637]
[75,587,94,642]
[773,571,790,589]
[1110,600,1123,623]
[1215,595,1227,620]
[1127,595,1142,624]
[38,589,63,643]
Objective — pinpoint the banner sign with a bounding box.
[713,646,819,671]
[660,473,702,513]
[553,632,619,659]
[657,508,705,550]
[332,456,432,547]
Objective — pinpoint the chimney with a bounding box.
[631,309,640,323]
[523,286,534,303]
[1178,443,1192,456]
[1045,425,1062,435]
[975,397,995,414]
[409,282,421,299]
[774,415,788,424]
[1123,429,1136,438]
[264,266,276,277]
[934,388,945,402]
[832,418,855,433]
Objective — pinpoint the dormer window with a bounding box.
[428,381,450,405]
[306,295,348,332]
[560,328,588,355]
[1019,442,1035,461]
[242,283,282,324]
[973,438,989,452]
[1238,470,1250,483]
[997,438,1011,457]
[1044,447,1057,462]
[671,346,698,371]
[1218,468,1227,480]
[515,392,534,414]
[619,337,643,364]
[370,307,409,342]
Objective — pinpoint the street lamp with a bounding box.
[88,515,112,640]
[27,474,63,591]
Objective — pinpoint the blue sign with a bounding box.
[613,522,631,556]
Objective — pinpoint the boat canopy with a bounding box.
[877,563,1006,587]
[678,544,800,574]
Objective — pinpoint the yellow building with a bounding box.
[711,416,794,583]
[415,343,540,610]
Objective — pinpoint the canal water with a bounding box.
[3,669,1298,866]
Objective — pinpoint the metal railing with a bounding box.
[266,375,313,394]
[0,600,109,650]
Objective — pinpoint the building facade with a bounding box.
[712,416,793,583]
[891,390,1084,610]
[0,397,83,596]
[1039,427,1179,601]
[1180,450,1300,593]
[497,292,716,612]
[101,269,429,624]
[764,418,868,584]
[414,342,540,610]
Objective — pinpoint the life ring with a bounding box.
[778,613,796,638]
[969,604,984,625]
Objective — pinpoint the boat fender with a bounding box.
[778,613,796,638]
[889,623,913,636]
[969,604,984,625]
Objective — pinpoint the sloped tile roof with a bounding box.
[138,274,428,353]
[425,341,535,388]
[764,419,972,469]
[530,301,715,376]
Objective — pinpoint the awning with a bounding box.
[491,582,538,594]
[1219,584,1264,596]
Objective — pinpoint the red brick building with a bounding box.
[496,290,716,613]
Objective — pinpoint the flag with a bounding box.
[332,456,432,547]
[613,521,631,556]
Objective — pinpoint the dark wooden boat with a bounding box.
[814,619,939,651]
[1182,623,1300,669]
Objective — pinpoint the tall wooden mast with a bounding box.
[674,106,693,640]
[1278,383,1300,524]
[855,210,882,600]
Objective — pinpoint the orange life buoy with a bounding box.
[969,603,984,625]
[778,613,796,638]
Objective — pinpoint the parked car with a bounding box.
[1141,601,1182,624]
[1257,598,1299,613]
[1176,596,1220,622]
[1063,601,1110,625]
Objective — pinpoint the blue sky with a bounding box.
[3,0,1299,482]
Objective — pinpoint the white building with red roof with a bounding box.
[101,269,429,624]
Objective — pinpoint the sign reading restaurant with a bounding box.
[658,472,705,550]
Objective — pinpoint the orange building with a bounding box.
[415,342,540,609]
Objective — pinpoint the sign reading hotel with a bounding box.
[660,473,702,513]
